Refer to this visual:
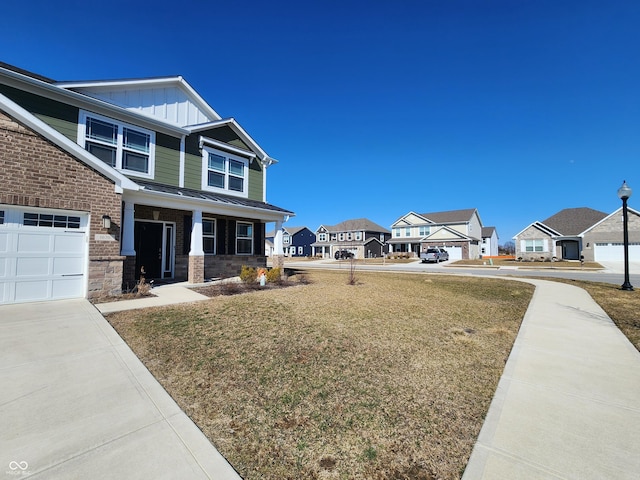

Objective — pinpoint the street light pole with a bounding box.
[617,180,634,291]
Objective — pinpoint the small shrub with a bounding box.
[240,265,257,283]
[266,267,281,283]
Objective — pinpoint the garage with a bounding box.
[0,207,88,304]
[594,243,640,262]
[442,246,463,261]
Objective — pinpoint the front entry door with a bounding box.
[135,221,163,279]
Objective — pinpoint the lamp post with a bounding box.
[617,180,634,291]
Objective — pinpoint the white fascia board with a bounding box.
[56,76,222,122]
[199,136,256,160]
[187,118,279,165]
[0,67,187,138]
[0,93,138,194]
[512,221,559,240]
[125,188,294,222]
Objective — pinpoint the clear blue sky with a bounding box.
[2,1,639,242]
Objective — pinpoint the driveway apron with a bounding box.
[0,299,240,479]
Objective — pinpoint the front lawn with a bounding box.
[107,271,534,479]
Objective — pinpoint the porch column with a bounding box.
[272,219,285,269]
[121,202,136,256]
[189,209,205,283]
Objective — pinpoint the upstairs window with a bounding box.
[318,233,327,242]
[202,146,248,197]
[419,226,430,236]
[79,111,155,177]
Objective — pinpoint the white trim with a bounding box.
[179,135,186,188]
[0,93,138,194]
[201,145,249,198]
[78,110,156,179]
[199,136,256,160]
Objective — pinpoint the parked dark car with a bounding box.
[420,248,449,263]
[335,250,354,260]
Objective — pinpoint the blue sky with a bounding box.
[2,1,639,241]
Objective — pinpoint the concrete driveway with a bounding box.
[0,299,240,479]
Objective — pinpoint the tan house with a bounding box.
[513,207,640,262]
[389,209,495,260]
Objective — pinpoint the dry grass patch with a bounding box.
[545,278,640,350]
[107,271,533,479]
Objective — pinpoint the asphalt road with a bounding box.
[280,259,640,288]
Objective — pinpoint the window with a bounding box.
[419,226,430,236]
[318,233,327,242]
[24,213,80,229]
[236,222,253,254]
[525,239,545,252]
[203,218,216,254]
[283,234,290,244]
[202,146,249,197]
[355,232,362,241]
[330,234,337,241]
[0,210,4,225]
[339,233,345,241]
[80,111,154,177]
[405,227,411,237]
[298,246,303,255]
[347,232,353,241]
[393,228,401,237]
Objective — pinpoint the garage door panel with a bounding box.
[15,280,50,302]
[16,257,51,276]
[52,277,84,298]
[0,232,8,252]
[54,234,84,253]
[53,257,83,275]
[17,233,52,253]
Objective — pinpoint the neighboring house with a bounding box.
[312,219,390,259]
[390,208,491,260]
[513,206,640,262]
[481,226,499,257]
[0,62,293,304]
[266,226,316,257]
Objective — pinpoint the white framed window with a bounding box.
[23,212,81,229]
[419,226,430,236]
[330,233,337,241]
[79,111,155,178]
[298,246,303,255]
[283,234,291,244]
[203,218,216,254]
[393,228,401,237]
[355,231,362,241]
[525,239,546,252]
[405,227,411,237]
[347,232,353,241]
[339,233,345,241]
[318,233,327,242]
[202,146,249,197]
[236,222,253,254]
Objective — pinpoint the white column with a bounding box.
[121,202,136,256]
[190,209,204,255]
[273,220,284,255]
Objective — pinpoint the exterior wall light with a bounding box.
[102,215,111,229]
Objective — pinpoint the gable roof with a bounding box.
[326,218,390,233]
[420,208,478,224]
[481,226,497,237]
[542,207,608,236]
[581,206,640,235]
[55,76,222,127]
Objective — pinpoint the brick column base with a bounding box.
[188,255,205,284]
[272,254,285,270]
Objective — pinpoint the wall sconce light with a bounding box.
[153,210,160,221]
[102,215,111,229]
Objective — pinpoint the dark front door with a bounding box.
[135,221,163,279]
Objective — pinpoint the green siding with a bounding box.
[184,152,202,190]
[153,133,180,186]
[0,85,79,141]
[248,160,263,201]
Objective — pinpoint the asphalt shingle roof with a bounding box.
[420,208,476,224]
[541,207,608,235]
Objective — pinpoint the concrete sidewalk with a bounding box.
[96,283,210,314]
[0,299,240,479]
[463,279,640,479]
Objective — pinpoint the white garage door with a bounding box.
[594,243,640,262]
[443,246,463,260]
[0,207,88,304]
